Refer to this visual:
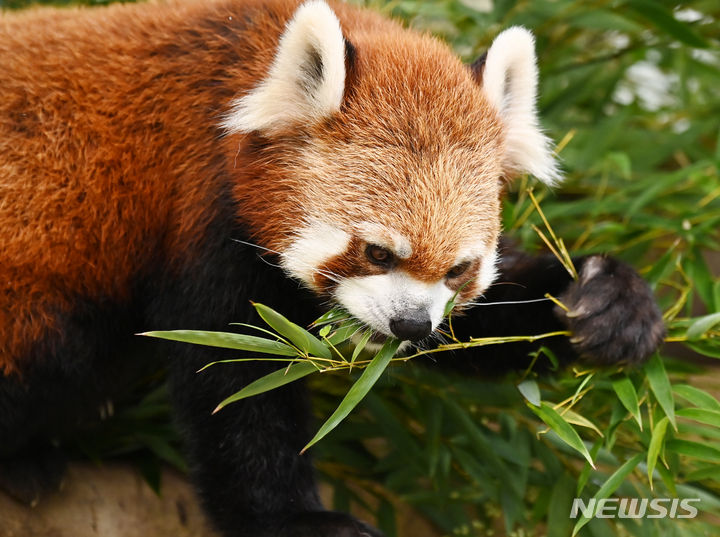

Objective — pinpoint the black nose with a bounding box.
[389,311,432,342]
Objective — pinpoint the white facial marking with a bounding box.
[482,26,561,185]
[222,0,346,134]
[356,222,413,259]
[280,221,350,287]
[477,247,499,292]
[334,271,454,337]
[453,242,499,298]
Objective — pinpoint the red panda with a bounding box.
[0,1,663,536]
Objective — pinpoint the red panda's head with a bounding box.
[224,1,560,342]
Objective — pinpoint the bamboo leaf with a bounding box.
[140,329,297,356]
[676,408,720,428]
[673,384,720,411]
[612,377,642,429]
[547,474,576,537]
[254,303,332,359]
[312,308,351,327]
[645,354,676,429]
[326,321,362,346]
[686,312,720,341]
[137,434,188,473]
[213,361,319,413]
[577,441,603,495]
[561,409,603,437]
[572,454,643,536]
[351,330,373,364]
[656,463,677,496]
[685,465,720,482]
[517,379,541,407]
[301,338,401,453]
[528,402,594,468]
[647,416,669,489]
[686,341,720,359]
[443,297,456,316]
[665,439,720,463]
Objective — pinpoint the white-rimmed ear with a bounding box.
[222,0,346,134]
[481,27,561,185]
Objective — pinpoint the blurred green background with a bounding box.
[2,0,719,536]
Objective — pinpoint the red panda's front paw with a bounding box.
[556,255,665,365]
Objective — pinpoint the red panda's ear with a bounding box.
[222,1,346,135]
[480,27,561,186]
[469,52,487,84]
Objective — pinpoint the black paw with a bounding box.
[557,255,665,365]
[277,511,383,537]
[0,445,67,506]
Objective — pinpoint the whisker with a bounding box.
[487,280,528,289]
[314,269,342,284]
[256,256,284,269]
[230,238,282,256]
[463,297,551,307]
[230,238,286,269]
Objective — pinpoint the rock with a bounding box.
[0,462,218,537]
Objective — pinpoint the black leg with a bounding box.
[164,334,384,536]
[149,218,384,536]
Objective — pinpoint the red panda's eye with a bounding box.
[365,245,394,267]
[447,261,471,279]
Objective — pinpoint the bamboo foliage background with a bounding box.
[3,0,719,535]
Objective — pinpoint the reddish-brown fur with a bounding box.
[0,0,503,373]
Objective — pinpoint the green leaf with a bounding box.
[539,346,560,370]
[547,474,576,537]
[665,439,720,463]
[676,408,720,428]
[605,151,632,179]
[645,354,676,429]
[136,434,188,473]
[528,402,594,468]
[377,498,397,537]
[301,338,401,453]
[351,330,373,364]
[655,463,677,496]
[686,247,716,309]
[444,278,475,316]
[571,454,643,536]
[686,312,720,341]
[318,325,331,338]
[140,330,297,356]
[326,321,362,346]
[686,341,720,359]
[517,379,541,407]
[611,377,642,430]
[673,384,720,411]
[312,308,351,327]
[685,464,720,482]
[643,246,677,289]
[561,409,603,437]
[212,361,319,413]
[425,399,443,479]
[443,297,456,317]
[626,0,709,48]
[254,303,332,359]
[647,416,669,489]
[577,441,603,495]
